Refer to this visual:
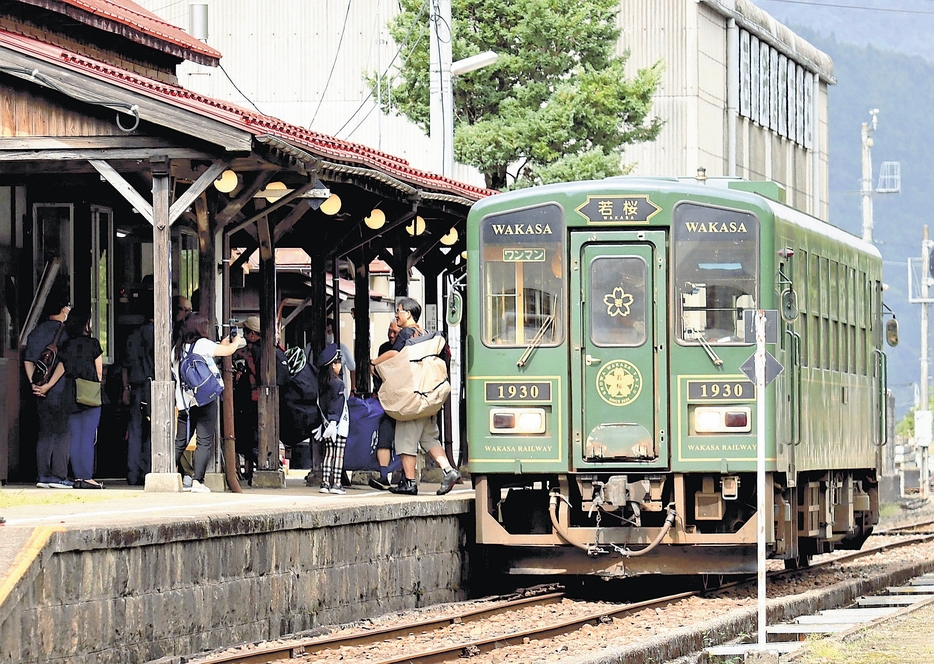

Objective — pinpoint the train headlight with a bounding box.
[693,406,751,433]
[490,408,546,434]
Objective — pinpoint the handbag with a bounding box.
[75,377,102,407]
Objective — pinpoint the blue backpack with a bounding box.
[179,343,224,407]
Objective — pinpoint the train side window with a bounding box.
[480,204,565,348]
[673,203,759,345]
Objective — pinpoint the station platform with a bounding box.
[0,474,474,664]
[784,598,934,663]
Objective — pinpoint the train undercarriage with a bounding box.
[475,470,879,578]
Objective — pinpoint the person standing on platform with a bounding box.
[370,297,461,496]
[61,306,104,489]
[308,318,356,396]
[368,320,400,491]
[122,302,154,486]
[172,314,241,493]
[24,291,72,489]
[317,343,348,494]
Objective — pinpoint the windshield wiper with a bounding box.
[689,329,724,368]
[517,314,556,367]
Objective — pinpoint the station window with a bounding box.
[673,203,759,345]
[480,204,564,348]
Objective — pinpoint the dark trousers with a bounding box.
[36,395,70,482]
[69,406,101,480]
[126,384,151,484]
[174,400,218,482]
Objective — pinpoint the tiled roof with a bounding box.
[20,0,221,63]
[0,27,497,201]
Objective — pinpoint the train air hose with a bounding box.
[549,494,677,558]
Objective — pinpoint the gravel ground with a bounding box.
[198,497,934,664]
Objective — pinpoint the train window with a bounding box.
[480,204,564,347]
[673,203,758,344]
[589,256,647,347]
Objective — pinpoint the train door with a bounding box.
[572,231,668,469]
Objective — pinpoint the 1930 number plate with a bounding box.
[687,380,755,401]
[485,382,552,402]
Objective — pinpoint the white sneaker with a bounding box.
[182,475,193,491]
[190,480,211,493]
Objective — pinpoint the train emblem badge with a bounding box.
[596,359,643,406]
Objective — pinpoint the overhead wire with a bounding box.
[309,0,354,128]
[332,0,430,138]
[219,63,264,114]
[764,0,934,14]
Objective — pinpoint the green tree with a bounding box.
[367,0,665,190]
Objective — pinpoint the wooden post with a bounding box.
[253,212,284,488]
[220,229,241,492]
[146,155,182,491]
[354,249,371,395]
[195,196,216,319]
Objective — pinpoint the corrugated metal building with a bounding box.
[137,0,833,217]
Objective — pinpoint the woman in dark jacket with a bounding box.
[60,306,104,489]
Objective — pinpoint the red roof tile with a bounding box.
[19,0,221,63]
[0,27,497,201]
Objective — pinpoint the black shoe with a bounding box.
[369,476,390,491]
[436,468,461,495]
[389,478,418,495]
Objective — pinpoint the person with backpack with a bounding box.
[23,290,72,489]
[60,306,105,489]
[121,302,154,486]
[172,313,242,493]
[370,297,461,496]
[317,343,348,494]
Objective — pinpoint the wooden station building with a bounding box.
[0,0,492,488]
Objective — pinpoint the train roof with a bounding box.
[470,176,880,260]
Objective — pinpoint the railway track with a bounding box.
[191,519,934,664]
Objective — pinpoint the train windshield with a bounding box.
[480,204,565,347]
[673,203,759,344]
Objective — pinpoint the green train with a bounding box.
[463,175,896,577]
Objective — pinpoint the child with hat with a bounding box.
[317,342,348,494]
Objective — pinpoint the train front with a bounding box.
[465,179,776,578]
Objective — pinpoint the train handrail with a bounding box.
[786,329,802,446]
[873,349,888,446]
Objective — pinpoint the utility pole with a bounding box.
[429,0,453,177]
[860,109,878,243]
[921,227,931,498]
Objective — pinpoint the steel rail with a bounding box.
[191,525,934,664]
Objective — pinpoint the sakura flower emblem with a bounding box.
[603,287,634,317]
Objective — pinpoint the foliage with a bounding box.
[367,0,664,190]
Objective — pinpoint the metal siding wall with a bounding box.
[134,0,830,205]
[619,0,693,176]
[136,0,484,185]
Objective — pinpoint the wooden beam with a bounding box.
[0,46,253,151]
[226,180,318,236]
[169,160,230,226]
[407,232,444,271]
[273,199,313,243]
[215,171,276,229]
[0,136,206,150]
[89,159,153,223]
[0,148,213,162]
